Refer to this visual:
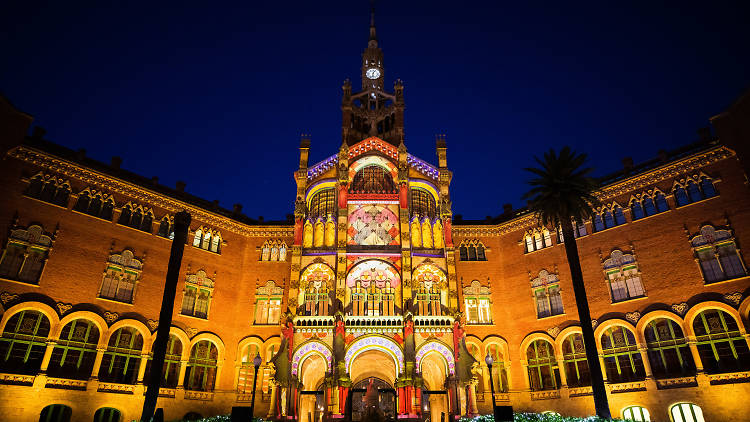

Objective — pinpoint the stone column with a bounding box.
[267,383,278,418]
[137,353,149,382]
[39,340,57,372]
[598,354,608,383]
[638,347,653,378]
[90,348,106,379]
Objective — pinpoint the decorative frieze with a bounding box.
[97,382,135,394]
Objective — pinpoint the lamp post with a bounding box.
[485,352,496,410]
[250,352,263,421]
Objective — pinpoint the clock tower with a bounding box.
[342,9,405,145]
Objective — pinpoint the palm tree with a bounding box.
[522,147,611,419]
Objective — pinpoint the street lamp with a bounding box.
[250,352,263,421]
[485,352,496,409]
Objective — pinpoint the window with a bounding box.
[192,227,222,253]
[349,165,397,194]
[308,188,336,219]
[458,240,487,261]
[670,403,705,422]
[693,309,750,374]
[630,191,670,221]
[410,188,436,219]
[237,344,260,394]
[185,340,219,391]
[561,334,590,387]
[98,327,143,384]
[524,229,552,253]
[38,404,72,422]
[260,240,288,261]
[299,263,334,316]
[255,281,283,324]
[157,216,174,239]
[593,205,626,232]
[144,334,182,388]
[487,344,508,393]
[557,220,587,243]
[644,318,695,378]
[690,225,747,284]
[25,173,71,207]
[99,250,142,304]
[531,270,563,318]
[601,326,646,383]
[622,406,650,422]
[74,189,115,220]
[0,310,50,374]
[117,203,154,233]
[603,250,646,303]
[181,270,214,319]
[412,265,444,317]
[0,224,53,285]
[526,340,559,391]
[47,319,100,380]
[673,175,718,207]
[93,408,121,422]
[463,280,491,324]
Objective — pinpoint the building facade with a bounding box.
[1,17,750,422]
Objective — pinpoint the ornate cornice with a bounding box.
[8,146,294,237]
[453,145,734,238]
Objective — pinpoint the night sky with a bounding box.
[2,1,749,221]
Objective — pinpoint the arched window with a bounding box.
[700,178,717,197]
[88,194,102,217]
[25,174,44,198]
[144,334,182,388]
[93,407,121,422]
[674,186,689,207]
[98,327,143,384]
[74,191,90,212]
[193,229,202,247]
[561,334,590,387]
[0,224,54,285]
[670,403,705,422]
[603,250,646,303]
[487,344,508,393]
[691,225,747,283]
[185,340,219,391]
[118,205,132,225]
[210,236,221,253]
[255,281,283,324]
[237,344,260,394]
[631,200,645,220]
[101,198,114,220]
[526,339,559,391]
[463,280,491,324]
[308,188,336,219]
[39,404,72,422]
[655,192,669,212]
[349,165,397,194]
[47,319,100,380]
[279,244,287,261]
[157,216,174,239]
[642,196,656,216]
[644,318,695,378]
[622,406,650,422]
[410,188,436,219]
[686,181,702,202]
[603,209,615,228]
[601,326,646,383]
[182,271,214,319]
[201,232,211,250]
[614,206,626,225]
[693,309,750,374]
[593,214,605,232]
[99,250,141,304]
[130,209,143,230]
[531,270,563,319]
[0,310,50,374]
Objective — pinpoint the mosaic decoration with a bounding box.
[56,302,72,314]
[291,340,333,376]
[186,270,214,289]
[300,263,335,289]
[347,204,400,246]
[0,292,19,304]
[671,302,688,315]
[415,341,455,375]
[724,292,742,305]
[108,250,142,270]
[147,319,158,331]
[412,263,447,289]
[691,225,732,247]
[546,326,560,337]
[257,280,284,296]
[625,312,641,324]
[463,280,490,296]
[103,311,119,323]
[531,270,559,288]
[345,335,404,374]
[346,260,401,288]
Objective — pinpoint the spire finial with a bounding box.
[369,1,377,44]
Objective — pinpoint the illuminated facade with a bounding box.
[1,15,750,422]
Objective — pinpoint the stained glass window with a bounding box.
[47,319,100,380]
[0,310,50,374]
[410,188,436,219]
[309,188,336,219]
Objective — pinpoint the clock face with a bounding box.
[366,68,381,80]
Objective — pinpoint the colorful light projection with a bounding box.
[347,204,400,245]
[299,263,335,289]
[415,341,456,375]
[346,259,401,288]
[412,263,446,289]
[348,155,397,181]
[291,340,333,376]
[344,335,404,374]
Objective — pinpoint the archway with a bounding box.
[349,349,397,421]
[421,352,449,422]
[298,353,327,422]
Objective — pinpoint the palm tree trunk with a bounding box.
[560,219,611,419]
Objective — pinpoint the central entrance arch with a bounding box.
[346,335,404,420]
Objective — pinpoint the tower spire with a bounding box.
[369,3,377,46]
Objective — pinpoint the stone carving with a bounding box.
[56,302,72,314]
[591,319,598,328]
[671,302,688,316]
[147,319,158,331]
[1,292,19,304]
[185,327,198,337]
[103,311,119,323]
[724,292,743,306]
[546,326,560,338]
[625,312,641,324]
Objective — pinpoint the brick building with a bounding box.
[1,15,749,422]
